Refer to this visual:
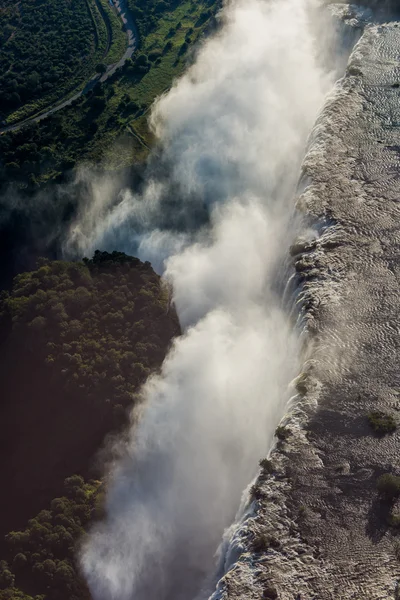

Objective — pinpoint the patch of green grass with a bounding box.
[97,0,128,64]
[367,410,397,434]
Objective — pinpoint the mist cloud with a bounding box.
[78,0,338,598]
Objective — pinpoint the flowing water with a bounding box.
[69,1,355,598]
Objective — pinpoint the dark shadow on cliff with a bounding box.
[366,492,393,543]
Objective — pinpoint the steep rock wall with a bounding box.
[212,14,400,600]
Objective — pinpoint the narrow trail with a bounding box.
[0,0,137,134]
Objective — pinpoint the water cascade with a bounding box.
[73,0,352,598]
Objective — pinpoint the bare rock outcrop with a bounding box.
[212,13,400,600]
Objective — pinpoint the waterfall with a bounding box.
[72,0,346,598]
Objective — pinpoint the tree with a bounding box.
[135,54,148,66]
[12,554,28,572]
[0,563,14,591]
[9,92,21,107]
[29,316,47,331]
[164,40,173,53]
[91,96,106,111]
[95,63,107,75]
[179,42,188,55]
[367,410,397,434]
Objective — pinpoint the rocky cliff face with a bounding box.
[211,10,400,600]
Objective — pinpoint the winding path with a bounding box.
[0,0,137,134]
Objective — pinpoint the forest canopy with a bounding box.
[0,251,180,600]
[0,0,97,115]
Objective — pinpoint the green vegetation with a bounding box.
[376,474,400,501]
[0,476,100,600]
[259,458,274,474]
[298,505,307,519]
[0,252,180,599]
[251,533,281,553]
[0,251,180,571]
[387,510,400,528]
[0,0,104,122]
[125,0,214,41]
[0,250,179,411]
[96,63,107,74]
[367,410,397,434]
[0,0,132,125]
[0,0,219,189]
[97,0,127,64]
[87,0,109,59]
[275,425,291,441]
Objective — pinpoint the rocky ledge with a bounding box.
[211,12,400,600]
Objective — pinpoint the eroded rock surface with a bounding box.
[212,15,400,600]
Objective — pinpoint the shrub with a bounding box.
[250,484,264,501]
[377,473,400,500]
[135,54,149,66]
[259,458,274,473]
[367,410,396,434]
[29,316,47,331]
[148,50,162,62]
[298,505,307,518]
[12,554,27,571]
[251,533,270,553]
[263,584,278,599]
[164,41,173,53]
[95,63,107,74]
[275,425,291,441]
[0,563,14,590]
[394,541,400,560]
[387,511,400,528]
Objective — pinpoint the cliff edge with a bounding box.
[214,13,400,600]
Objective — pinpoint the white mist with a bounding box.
[77,0,335,598]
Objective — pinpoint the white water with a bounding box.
[75,0,338,598]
